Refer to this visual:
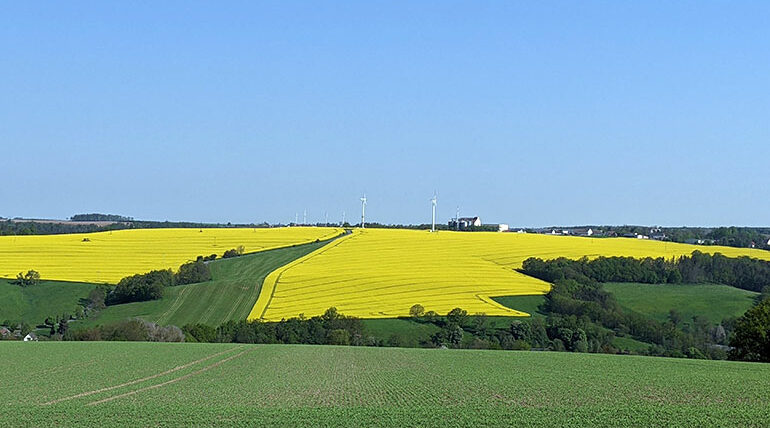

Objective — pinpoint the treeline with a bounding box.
[0,220,123,236]
[521,251,770,292]
[0,216,276,236]
[539,278,728,358]
[70,213,133,222]
[105,259,212,305]
[518,254,770,360]
[681,226,769,249]
[66,319,184,342]
[61,300,769,362]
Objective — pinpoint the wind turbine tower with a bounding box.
[303,209,307,225]
[360,194,367,228]
[455,206,460,231]
[431,193,437,232]
[341,210,346,226]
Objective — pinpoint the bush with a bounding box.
[182,323,217,343]
[14,270,40,287]
[222,246,245,258]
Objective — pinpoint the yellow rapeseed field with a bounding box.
[0,227,343,283]
[249,228,770,321]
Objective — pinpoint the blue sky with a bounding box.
[1,2,768,226]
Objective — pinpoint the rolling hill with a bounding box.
[0,227,343,283]
[248,228,770,321]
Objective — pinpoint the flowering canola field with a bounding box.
[0,227,343,283]
[249,228,770,320]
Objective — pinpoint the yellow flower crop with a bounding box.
[0,227,343,283]
[248,228,770,321]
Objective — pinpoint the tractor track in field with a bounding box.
[42,347,243,405]
[87,348,250,406]
[156,285,193,325]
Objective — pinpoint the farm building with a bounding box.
[23,332,38,342]
[570,228,594,237]
[448,217,482,230]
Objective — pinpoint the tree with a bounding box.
[175,260,211,285]
[447,308,468,325]
[729,298,770,362]
[409,304,425,318]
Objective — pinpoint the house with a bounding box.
[570,228,594,237]
[497,224,509,232]
[0,327,10,338]
[23,332,38,342]
[448,216,482,230]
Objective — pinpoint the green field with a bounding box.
[493,294,547,318]
[603,282,758,324]
[1,341,768,427]
[0,278,96,325]
[75,240,330,328]
[362,318,441,346]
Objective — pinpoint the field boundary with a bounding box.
[247,230,359,321]
[476,294,535,316]
[42,346,242,405]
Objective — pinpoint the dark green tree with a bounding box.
[729,299,770,362]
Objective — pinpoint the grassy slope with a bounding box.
[0,279,96,325]
[492,295,547,318]
[75,240,330,328]
[362,318,441,346]
[2,342,770,427]
[493,282,758,324]
[603,282,758,323]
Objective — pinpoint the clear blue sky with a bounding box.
[2,2,768,226]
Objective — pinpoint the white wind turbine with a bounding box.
[360,194,367,229]
[430,192,437,232]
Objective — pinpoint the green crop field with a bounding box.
[0,278,96,325]
[1,341,768,427]
[75,240,330,328]
[603,282,759,324]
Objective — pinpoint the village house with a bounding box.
[23,332,38,342]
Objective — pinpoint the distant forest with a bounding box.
[0,214,273,236]
[70,213,134,222]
